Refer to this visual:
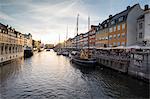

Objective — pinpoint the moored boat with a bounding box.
[24,47,33,58]
[71,49,96,67]
[70,14,96,67]
[57,50,62,55]
[62,51,69,56]
[71,56,96,67]
[46,49,51,51]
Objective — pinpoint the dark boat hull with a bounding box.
[46,49,50,51]
[71,57,96,67]
[24,50,33,58]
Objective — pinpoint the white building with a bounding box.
[24,33,33,49]
[136,5,150,46]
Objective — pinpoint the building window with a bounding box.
[103,37,105,40]
[114,34,116,39]
[111,20,115,25]
[109,35,112,40]
[118,16,124,22]
[122,33,125,38]
[109,27,113,33]
[139,23,143,29]
[1,46,3,55]
[105,37,108,40]
[118,34,120,38]
[139,32,143,38]
[114,26,116,31]
[109,44,112,47]
[122,42,125,46]
[118,25,120,30]
[113,42,116,46]
[122,23,125,30]
[118,42,121,46]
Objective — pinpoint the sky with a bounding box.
[0,0,149,44]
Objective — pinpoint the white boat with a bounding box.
[62,51,69,56]
[57,50,62,55]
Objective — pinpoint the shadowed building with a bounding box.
[136,5,150,46]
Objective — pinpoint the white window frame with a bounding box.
[122,23,125,30]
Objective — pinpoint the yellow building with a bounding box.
[96,20,109,48]
[0,23,24,63]
[96,4,144,48]
[108,21,127,47]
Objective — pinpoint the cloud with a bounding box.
[0,11,15,21]
[0,0,91,43]
[0,0,148,44]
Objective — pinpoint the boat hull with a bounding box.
[62,52,69,56]
[71,57,96,67]
[24,50,33,58]
[46,49,51,51]
[57,51,62,55]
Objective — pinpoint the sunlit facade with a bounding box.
[0,23,24,63]
[96,4,144,48]
[96,20,109,48]
[56,4,148,49]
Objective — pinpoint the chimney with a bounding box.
[109,15,112,18]
[144,5,149,11]
[127,6,130,10]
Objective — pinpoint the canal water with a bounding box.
[0,50,149,99]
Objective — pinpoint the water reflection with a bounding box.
[0,50,149,99]
[0,58,23,83]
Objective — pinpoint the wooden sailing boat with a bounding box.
[71,14,96,67]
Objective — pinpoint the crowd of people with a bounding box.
[95,49,135,60]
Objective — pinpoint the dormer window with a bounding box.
[100,26,102,29]
[119,16,124,22]
[104,24,107,27]
[111,20,115,25]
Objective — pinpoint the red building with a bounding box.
[88,25,98,48]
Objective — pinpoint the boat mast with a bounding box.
[88,16,90,31]
[59,34,60,50]
[76,14,79,49]
[88,16,90,57]
[66,26,68,48]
